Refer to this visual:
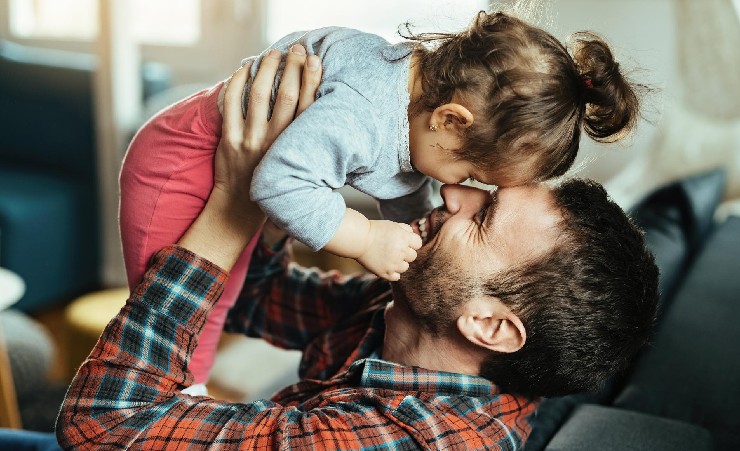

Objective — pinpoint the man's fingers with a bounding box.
[222,63,251,143]
[270,45,307,131]
[297,55,322,115]
[246,49,281,132]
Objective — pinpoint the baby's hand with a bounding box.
[357,220,422,281]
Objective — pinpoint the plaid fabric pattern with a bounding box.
[57,244,537,450]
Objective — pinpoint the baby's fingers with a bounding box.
[398,223,423,249]
[404,247,417,263]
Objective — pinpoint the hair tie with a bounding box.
[583,78,593,89]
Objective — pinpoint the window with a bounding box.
[10,0,98,40]
[8,0,201,45]
[264,0,490,45]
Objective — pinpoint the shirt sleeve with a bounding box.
[55,245,392,450]
[250,82,381,251]
[377,177,436,223]
[54,246,287,449]
[224,236,389,352]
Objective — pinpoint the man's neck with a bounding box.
[381,300,483,376]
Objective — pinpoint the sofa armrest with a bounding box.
[544,405,712,451]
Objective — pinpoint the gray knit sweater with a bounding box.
[243,27,433,251]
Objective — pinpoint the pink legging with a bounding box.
[119,82,259,384]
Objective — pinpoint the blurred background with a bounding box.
[0,0,739,437]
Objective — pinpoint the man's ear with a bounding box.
[456,299,526,354]
[430,103,474,132]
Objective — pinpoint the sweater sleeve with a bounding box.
[377,177,435,223]
[224,236,390,353]
[250,82,380,251]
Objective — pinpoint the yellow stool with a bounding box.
[64,288,130,377]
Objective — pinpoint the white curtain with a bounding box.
[607,0,740,208]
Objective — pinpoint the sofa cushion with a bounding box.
[629,168,726,307]
[545,404,713,451]
[615,217,740,450]
[523,169,727,451]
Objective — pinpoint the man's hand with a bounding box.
[179,46,322,269]
[357,220,422,281]
[214,46,322,206]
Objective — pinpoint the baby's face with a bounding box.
[412,148,531,187]
[413,148,478,184]
[407,112,537,186]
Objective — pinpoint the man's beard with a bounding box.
[394,245,477,336]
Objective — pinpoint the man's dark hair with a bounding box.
[480,178,659,397]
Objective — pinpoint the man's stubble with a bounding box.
[394,245,479,336]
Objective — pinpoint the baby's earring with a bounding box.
[429,124,438,132]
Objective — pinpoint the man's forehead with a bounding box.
[486,184,561,231]
[495,183,555,205]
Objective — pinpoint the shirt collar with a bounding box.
[349,308,503,398]
[350,359,502,398]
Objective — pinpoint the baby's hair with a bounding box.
[403,11,644,183]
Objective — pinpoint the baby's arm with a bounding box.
[251,82,421,280]
[324,208,421,281]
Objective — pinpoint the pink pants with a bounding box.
[119,82,259,384]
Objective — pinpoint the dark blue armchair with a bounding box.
[0,40,169,312]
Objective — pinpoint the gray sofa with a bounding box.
[527,168,738,451]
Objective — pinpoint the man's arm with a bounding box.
[223,232,389,353]
[56,50,322,449]
[56,246,300,449]
[178,48,314,269]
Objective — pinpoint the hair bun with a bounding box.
[569,31,641,143]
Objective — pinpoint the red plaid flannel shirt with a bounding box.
[57,241,537,450]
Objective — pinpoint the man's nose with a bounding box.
[440,184,489,215]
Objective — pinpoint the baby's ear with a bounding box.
[432,103,474,131]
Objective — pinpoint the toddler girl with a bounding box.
[120,11,642,387]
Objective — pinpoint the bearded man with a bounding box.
[57,48,657,450]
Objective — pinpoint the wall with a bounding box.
[0,0,267,86]
[0,0,680,282]
[142,0,679,184]
[545,0,677,183]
